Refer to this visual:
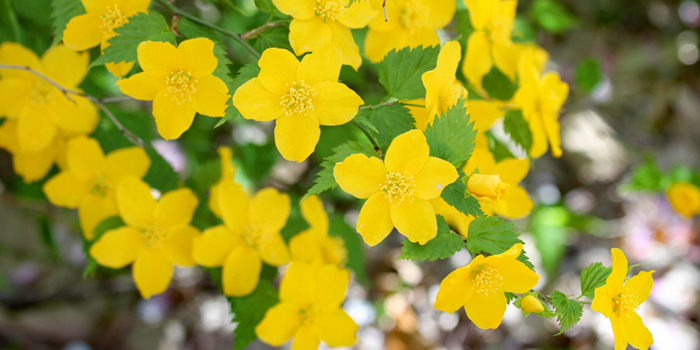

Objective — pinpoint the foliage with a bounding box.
[378,46,440,100]
[397,216,465,261]
[303,141,376,201]
[550,291,584,334]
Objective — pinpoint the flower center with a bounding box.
[141,224,166,248]
[101,5,128,39]
[613,292,639,316]
[314,0,346,21]
[400,0,431,33]
[444,84,465,109]
[90,175,111,198]
[299,304,319,325]
[31,81,53,105]
[381,172,416,206]
[280,80,316,116]
[165,71,197,105]
[241,225,263,249]
[321,236,348,267]
[472,265,503,296]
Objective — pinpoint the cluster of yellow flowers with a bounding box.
[0,0,657,349]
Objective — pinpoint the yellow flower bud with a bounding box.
[467,174,509,204]
[521,295,544,313]
[666,182,700,219]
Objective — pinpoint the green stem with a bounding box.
[155,0,260,59]
[352,120,380,151]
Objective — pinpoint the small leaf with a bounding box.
[425,98,476,168]
[253,25,292,52]
[230,280,279,350]
[550,291,584,334]
[482,66,518,101]
[440,170,483,218]
[360,103,414,153]
[579,262,612,299]
[378,45,440,100]
[397,216,465,261]
[50,0,85,46]
[253,0,277,14]
[503,109,532,153]
[465,216,523,256]
[575,58,602,93]
[303,141,376,201]
[353,112,379,134]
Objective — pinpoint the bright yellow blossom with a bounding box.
[207,146,238,218]
[666,182,700,219]
[256,262,358,349]
[233,44,363,162]
[434,243,539,329]
[272,0,376,70]
[63,0,150,77]
[192,179,291,296]
[364,0,456,63]
[467,99,505,149]
[334,130,458,246]
[0,119,68,183]
[467,174,509,204]
[0,43,98,153]
[592,249,655,350]
[90,177,200,299]
[520,295,544,313]
[43,136,150,240]
[290,195,347,268]
[117,38,230,140]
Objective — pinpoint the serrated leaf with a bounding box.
[425,98,476,168]
[361,103,415,153]
[253,0,277,14]
[230,280,279,350]
[440,171,483,218]
[253,25,292,52]
[378,45,440,100]
[465,216,523,255]
[579,262,612,299]
[91,12,176,67]
[303,141,376,201]
[503,109,532,153]
[397,216,465,261]
[51,0,85,46]
[352,111,379,134]
[550,291,583,334]
[482,66,518,101]
[534,308,557,319]
[329,215,368,284]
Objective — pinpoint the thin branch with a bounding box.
[359,100,397,110]
[0,64,145,148]
[352,120,381,152]
[241,21,288,40]
[383,0,388,22]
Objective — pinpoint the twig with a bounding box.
[0,64,145,148]
[383,0,388,22]
[241,21,288,40]
[352,120,381,152]
[359,100,397,110]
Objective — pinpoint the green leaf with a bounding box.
[503,109,532,153]
[236,142,277,183]
[329,215,369,284]
[482,66,518,101]
[512,15,537,43]
[253,0,277,14]
[575,58,601,93]
[352,112,379,134]
[91,12,176,67]
[530,0,578,34]
[230,280,279,350]
[192,159,221,193]
[50,0,85,46]
[425,98,476,168]
[440,171,483,218]
[361,103,415,153]
[485,131,515,162]
[455,9,474,39]
[82,216,125,278]
[303,141,376,201]
[397,216,465,261]
[533,308,557,319]
[378,45,440,100]
[579,262,612,299]
[550,291,583,334]
[628,159,665,192]
[253,25,292,52]
[218,63,262,126]
[143,148,180,193]
[465,216,523,255]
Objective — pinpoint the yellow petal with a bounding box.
[43,171,90,208]
[12,148,58,183]
[434,266,474,313]
[667,182,700,219]
[467,100,502,135]
[81,0,110,13]
[316,265,350,309]
[178,38,218,77]
[42,45,88,88]
[155,188,198,230]
[192,225,239,267]
[104,146,151,183]
[312,82,363,126]
[623,312,654,350]
[405,98,430,131]
[623,270,655,306]
[259,231,291,266]
[259,48,301,95]
[315,309,358,347]
[50,96,99,135]
[292,326,320,350]
[191,75,229,117]
[327,21,363,70]
[338,0,375,28]
[222,245,262,296]
[363,27,409,63]
[137,41,184,73]
[542,110,562,158]
[289,230,321,263]
[297,43,343,86]
[271,0,314,18]
[413,157,458,200]
[427,0,456,28]
[249,187,291,233]
[494,185,534,219]
[384,129,430,176]
[390,198,437,244]
[119,0,150,16]
[526,108,548,158]
[116,72,165,101]
[232,78,284,122]
[78,194,118,240]
[0,79,32,118]
[90,226,145,268]
[0,42,42,80]
[463,32,493,90]
[116,177,156,228]
[356,192,394,246]
[405,29,440,50]
[105,60,135,78]
[255,303,301,346]
[289,17,332,56]
[274,112,320,162]
[17,107,57,153]
[463,147,497,175]
[62,13,103,51]
[133,248,174,299]
[334,153,386,199]
[591,285,614,318]
[431,197,474,238]
[464,290,507,329]
[492,41,521,81]
[66,136,104,178]
[280,262,317,305]
[607,248,628,298]
[611,315,629,350]
[218,178,249,233]
[488,255,539,293]
[152,90,197,140]
[164,225,198,266]
[300,195,329,233]
[495,157,529,184]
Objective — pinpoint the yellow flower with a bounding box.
[192,179,291,296]
[467,174,509,204]
[520,295,544,313]
[233,44,363,162]
[666,182,700,219]
[513,63,569,158]
[43,136,150,240]
[430,196,474,238]
[364,0,456,63]
[117,38,230,140]
[208,146,238,218]
[434,243,540,329]
[256,262,358,349]
[464,148,534,219]
[467,99,505,149]
[290,195,347,268]
[0,43,98,153]
[272,0,376,70]
[89,177,200,299]
[0,119,69,183]
[334,129,458,246]
[62,0,150,77]
[591,249,655,350]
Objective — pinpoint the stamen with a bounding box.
[280,80,317,116]
[101,5,128,39]
[313,0,347,21]
[321,236,347,266]
[241,225,263,249]
[400,0,431,33]
[613,292,639,316]
[472,265,503,296]
[381,172,416,206]
[164,71,197,105]
[31,81,53,105]
[300,304,319,325]
[141,224,166,248]
[90,175,111,198]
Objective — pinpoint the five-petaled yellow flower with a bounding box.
[233,44,363,162]
[207,146,238,218]
[44,136,150,240]
[63,0,150,77]
[90,177,200,299]
[272,0,376,70]
[290,195,347,268]
[192,179,291,296]
[666,182,700,219]
[334,129,458,246]
[434,243,539,329]
[117,38,230,140]
[0,119,69,183]
[256,262,358,350]
[364,0,456,63]
[591,248,655,350]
